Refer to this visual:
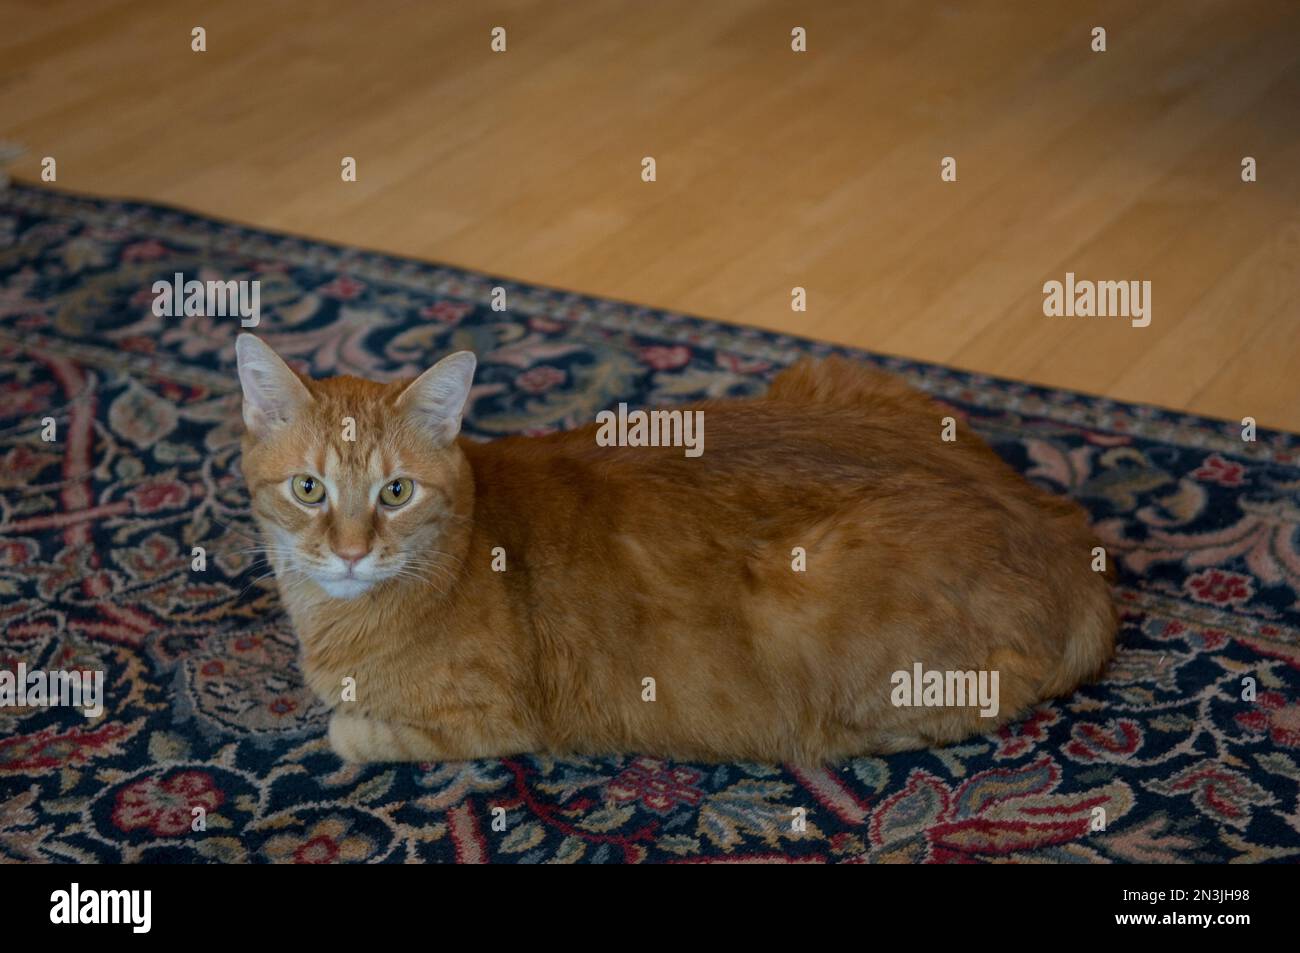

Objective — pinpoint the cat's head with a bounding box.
[235,334,476,600]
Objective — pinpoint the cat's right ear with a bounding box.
[397,350,477,446]
[235,334,312,437]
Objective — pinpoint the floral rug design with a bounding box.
[1,184,1299,863]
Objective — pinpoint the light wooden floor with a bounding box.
[3,0,1298,430]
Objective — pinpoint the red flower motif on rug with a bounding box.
[1236,691,1300,748]
[608,757,706,813]
[1185,569,1254,606]
[112,771,226,837]
[1193,452,1247,487]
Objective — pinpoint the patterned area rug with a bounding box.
[2,183,1299,863]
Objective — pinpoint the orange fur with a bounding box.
[237,340,1117,765]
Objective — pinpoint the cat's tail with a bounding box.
[767,356,920,409]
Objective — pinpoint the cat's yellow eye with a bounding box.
[291,474,326,505]
[379,478,414,508]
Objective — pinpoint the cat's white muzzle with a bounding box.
[316,576,375,599]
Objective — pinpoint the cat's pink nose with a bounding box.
[332,544,370,566]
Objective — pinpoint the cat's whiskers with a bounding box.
[231,539,317,602]
[385,558,459,595]
[393,555,461,591]
[207,515,263,545]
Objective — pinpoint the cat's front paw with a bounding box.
[327,710,448,762]
[328,710,378,763]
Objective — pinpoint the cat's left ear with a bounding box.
[397,351,477,445]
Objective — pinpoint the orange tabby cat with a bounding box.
[236,334,1116,765]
